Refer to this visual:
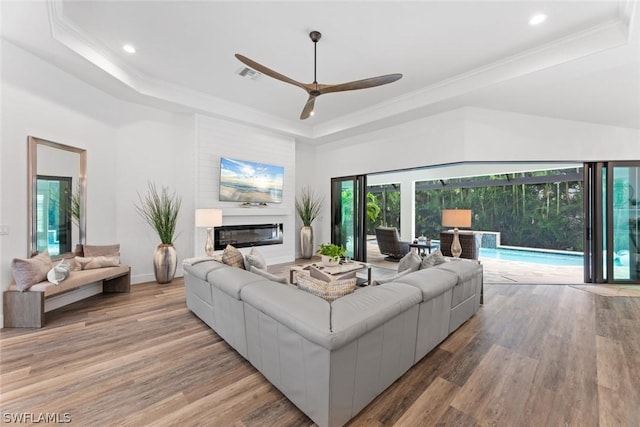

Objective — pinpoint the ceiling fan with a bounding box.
[235,31,402,120]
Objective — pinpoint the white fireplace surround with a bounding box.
[194,116,296,265]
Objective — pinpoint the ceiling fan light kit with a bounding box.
[235,31,402,120]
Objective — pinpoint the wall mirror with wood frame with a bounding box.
[28,136,86,257]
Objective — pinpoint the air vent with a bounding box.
[237,67,261,80]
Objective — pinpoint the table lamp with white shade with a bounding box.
[195,209,223,256]
[441,209,472,258]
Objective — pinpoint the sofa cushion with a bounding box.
[420,248,447,269]
[437,259,481,282]
[183,259,227,281]
[222,244,245,269]
[241,280,331,345]
[330,283,422,348]
[393,267,458,301]
[206,266,264,300]
[11,251,52,291]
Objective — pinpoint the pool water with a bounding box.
[479,247,583,266]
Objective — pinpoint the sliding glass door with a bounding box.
[610,164,639,281]
[584,162,640,283]
[331,175,367,261]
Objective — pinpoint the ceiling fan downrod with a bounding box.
[310,31,321,92]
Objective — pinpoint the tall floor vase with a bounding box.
[153,243,177,284]
[300,226,314,259]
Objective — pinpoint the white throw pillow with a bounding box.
[47,259,71,285]
[420,248,447,269]
[398,250,422,273]
[245,247,267,270]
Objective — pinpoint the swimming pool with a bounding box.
[479,247,583,266]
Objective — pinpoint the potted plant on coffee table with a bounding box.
[317,243,346,267]
[135,182,181,284]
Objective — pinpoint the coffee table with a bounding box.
[289,261,372,286]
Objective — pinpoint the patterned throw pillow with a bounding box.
[222,244,245,269]
[297,274,357,302]
[398,250,422,273]
[11,251,53,291]
[245,247,267,270]
[420,248,447,269]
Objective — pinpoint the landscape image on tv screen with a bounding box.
[219,157,284,203]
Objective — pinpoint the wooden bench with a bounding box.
[3,265,130,328]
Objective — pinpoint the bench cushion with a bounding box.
[10,265,131,297]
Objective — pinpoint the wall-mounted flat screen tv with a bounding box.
[219,157,284,203]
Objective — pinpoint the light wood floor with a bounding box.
[2,280,639,426]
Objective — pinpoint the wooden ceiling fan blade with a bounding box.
[320,73,403,94]
[235,54,306,91]
[300,95,317,120]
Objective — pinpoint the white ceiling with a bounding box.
[2,0,639,143]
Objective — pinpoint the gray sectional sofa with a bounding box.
[183,257,483,427]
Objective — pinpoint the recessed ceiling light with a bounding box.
[122,44,136,54]
[529,13,547,26]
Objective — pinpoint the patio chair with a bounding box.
[375,226,410,261]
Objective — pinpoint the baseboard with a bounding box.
[132,268,184,285]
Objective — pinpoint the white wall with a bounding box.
[462,107,640,162]
[307,107,640,245]
[194,116,296,265]
[0,40,119,325]
[0,41,199,325]
[115,104,196,283]
[293,142,320,257]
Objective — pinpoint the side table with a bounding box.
[409,242,432,256]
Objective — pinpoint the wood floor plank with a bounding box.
[450,344,538,426]
[394,376,460,426]
[1,280,639,426]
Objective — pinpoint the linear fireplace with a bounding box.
[214,223,283,250]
